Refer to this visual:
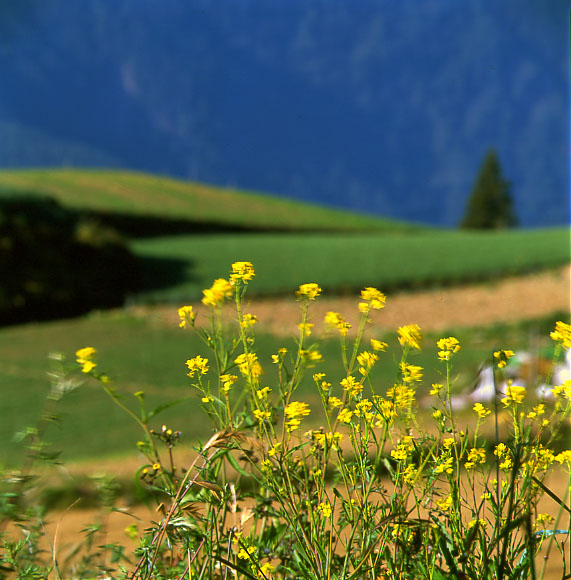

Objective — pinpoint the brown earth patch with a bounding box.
[135,264,570,337]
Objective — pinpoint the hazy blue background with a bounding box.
[0,0,569,227]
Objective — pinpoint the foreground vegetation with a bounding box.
[2,262,570,579]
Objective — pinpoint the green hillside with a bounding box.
[132,227,571,303]
[0,168,422,233]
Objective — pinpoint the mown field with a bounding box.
[133,228,571,303]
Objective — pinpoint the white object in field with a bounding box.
[468,365,507,402]
[553,348,571,387]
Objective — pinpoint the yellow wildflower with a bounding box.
[296,283,322,300]
[318,501,332,518]
[285,401,311,432]
[256,386,271,399]
[324,311,351,335]
[494,349,514,369]
[473,402,491,419]
[186,355,209,377]
[202,278,232,307]
[436,495,453,511]
[230,261,255,284]
[297,322,314,336]
[387,384,416,409]
[358,287,386,313]
[271,347,287,364]
[253,409,271,423]
[437,337,461,361]
[435,456,454,475]
[552,380,571,399]
[337,408,354,424]
[328,396,343,408]
[357,350,378,371]
[240,313,258,328]
[301,349,322,366]
[370,338,388,352]
[257,563,275,578]
[235,353,263,380]
[465,447,486,470]
[555,450,571,465]
[551,321,571,349]
[400,362,423,383]
[313,431,343,450]
[177,305,196,328]
[527,404,545,420]
[220,374,238,394]
[501,384,527,406]
[76,347,97,373]
[397,324,422,350]
[391,436,414,460]
[237,546,256,560]
[430,383,442,396]
[494,443,508,458]
[201,395,213,403]
[535,514,554,529]
[341,376,363,397]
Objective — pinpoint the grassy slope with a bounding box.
[132,228,571,303]
[0,168,420,232]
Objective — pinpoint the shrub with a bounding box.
[0,192,140,325]
[1,262,570,579]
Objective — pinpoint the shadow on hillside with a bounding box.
[136,255,196,292]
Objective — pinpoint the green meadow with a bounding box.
[133,227,570,303]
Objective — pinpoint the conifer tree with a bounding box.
[460,149,518,229]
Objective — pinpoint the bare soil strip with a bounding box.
[143,264,570,336]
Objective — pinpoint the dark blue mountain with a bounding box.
[0,0,569,227]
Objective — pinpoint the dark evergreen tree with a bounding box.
[460,149,518,229]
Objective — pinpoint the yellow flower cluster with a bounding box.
[318,501,332,518]
[220,374,238,394]
[391,435,414,461]
[235,353,263,380]
[494,349,514,369]
[358,287,386,313]
[76,347,97,373]
[437,336,461,361]
[297,322,314,336]
[501,384,527,406]
[399,362,423,383]
[551,321,571,349]
[324,311,351,336]
[296,283,322,300]
[311,431,343,450]
[341,376,362,397]
[357,350,378,376]
[186,355,209,377]
[386,384,416,409]
[370,338,388,352]
[397,324,422,350]
[177,305,196,328]
[202,278,233,307]
[240,313,258,328]
[473,402,491,419]
[284,401,311,432]
[230,261,255,284]
[465,447,486,470]
[552,380,571,399]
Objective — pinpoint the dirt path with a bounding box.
[143,264,570,336]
